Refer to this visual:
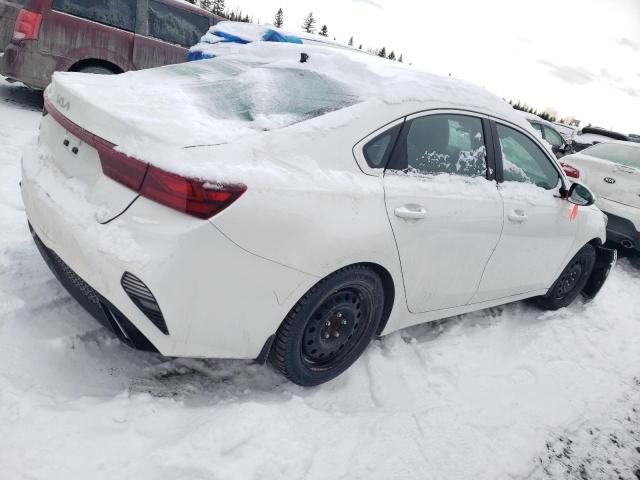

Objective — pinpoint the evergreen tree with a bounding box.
[319,25,329,37]
[212,0,225,15]
[348,36,354,46]
[377,47,386,58]
[358,44,363,50]
[200,0,212,11]
[387,50,396,61]
[398,54,403,63]
[302,12,316,33]
[274,8,284,28]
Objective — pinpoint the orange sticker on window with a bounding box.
[569,204,579,222]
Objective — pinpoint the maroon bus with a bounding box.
[0,0,222,89]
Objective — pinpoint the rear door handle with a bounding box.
[508,209,528,223]
[394,205,427,220]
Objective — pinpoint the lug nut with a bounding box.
[325,321,331,327]
[324,333,330,339]
[333,332,340,338]
[337,312,342,318]
[341,319,347,325]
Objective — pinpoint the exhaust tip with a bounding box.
[621,239,635,250]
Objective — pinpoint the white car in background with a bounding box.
[562,141,640,252]
[21,43,615,386]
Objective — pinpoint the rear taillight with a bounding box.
[43,95,246,220]
[560,162,580,179]
[13,9,42,41]
[139,166,247,220]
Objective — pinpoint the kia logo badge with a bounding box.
[604,177,616,184]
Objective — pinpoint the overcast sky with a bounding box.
[225,0,640,134]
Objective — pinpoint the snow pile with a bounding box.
[188,21,351,60]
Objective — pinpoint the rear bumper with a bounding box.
[1,41,64,89]
[30,226,159,352]
[604,212,640,251]
[21,142,316,359]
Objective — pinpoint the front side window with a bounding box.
[52,0,136,32]
[543,126,564,148]
[396,114,487,177]
[148,0,210,47]
[497,124,560,190]
[529,121,543,135]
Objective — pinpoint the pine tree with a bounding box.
[211,0,225,15]
[301,12,316,33]
[377,47,386,58]
[274,8,284,28]
[358,44,363,50]
[348,36,354,47]
[319,25,328,37]
[387,51,396,61]
[200,0,212,11]
[398,54,403,63]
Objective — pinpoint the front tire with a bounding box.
[269,265,385,387]
[74,65,116,75]
[536,244,596,310]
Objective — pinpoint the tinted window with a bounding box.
[583,143,640,169]
[363,125,401,168]
[529,121,543,135]
[148,0,210,48]
[543,126,564,148]
[400,114,487,177]
[52,0,136,31]
[497,124,560,190]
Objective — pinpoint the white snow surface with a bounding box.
[3,79,640,479]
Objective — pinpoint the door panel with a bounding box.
[0,0,24,52]
[383,112,503,313]
[133,34,186,70]
[473,122,577,301]
[472,182,577,302]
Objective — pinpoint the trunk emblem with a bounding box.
[603,177,616,184]
[56,95,70,112]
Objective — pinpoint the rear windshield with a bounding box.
[583,142,640,169]
[173,59,361,128]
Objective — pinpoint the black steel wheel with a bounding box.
[269,265,385,386]
[537,244,596,310]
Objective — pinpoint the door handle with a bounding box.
[394,205,427,220]
[508,209,528,223]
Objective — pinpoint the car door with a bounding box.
[471,120,578,303]
[382,111,504,313]
[133,0,210,70]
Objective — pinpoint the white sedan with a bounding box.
[562,141,640,252]
[21,43,615,386]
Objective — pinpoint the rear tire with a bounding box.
[269,265,384,387]
[74,65,116,75]
[536,244,596,310]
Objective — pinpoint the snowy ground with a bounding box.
[1,77,640,480]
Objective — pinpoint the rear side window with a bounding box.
[497,124,560,189]
[52,0,136,32]
[148,0,210,48]
[543,126,564,148]
[393,114,487,177]
[363,125,401,168]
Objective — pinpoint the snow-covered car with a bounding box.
[553,122,579,141]
[561,141,640,251]
[517,111,574,159]
[188,21,352,61]
[573,127,629,152]
[21,43,616,386]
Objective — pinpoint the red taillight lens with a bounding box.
[560,162,580,179]
[140,166,247,219]
[96,140,148,191]
[13,9,42,41]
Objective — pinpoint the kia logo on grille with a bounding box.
[604,177,616,184]
[56,95,70,112]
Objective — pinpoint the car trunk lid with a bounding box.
[574,154,640,209]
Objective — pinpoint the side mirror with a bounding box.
[567,182,595,207]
